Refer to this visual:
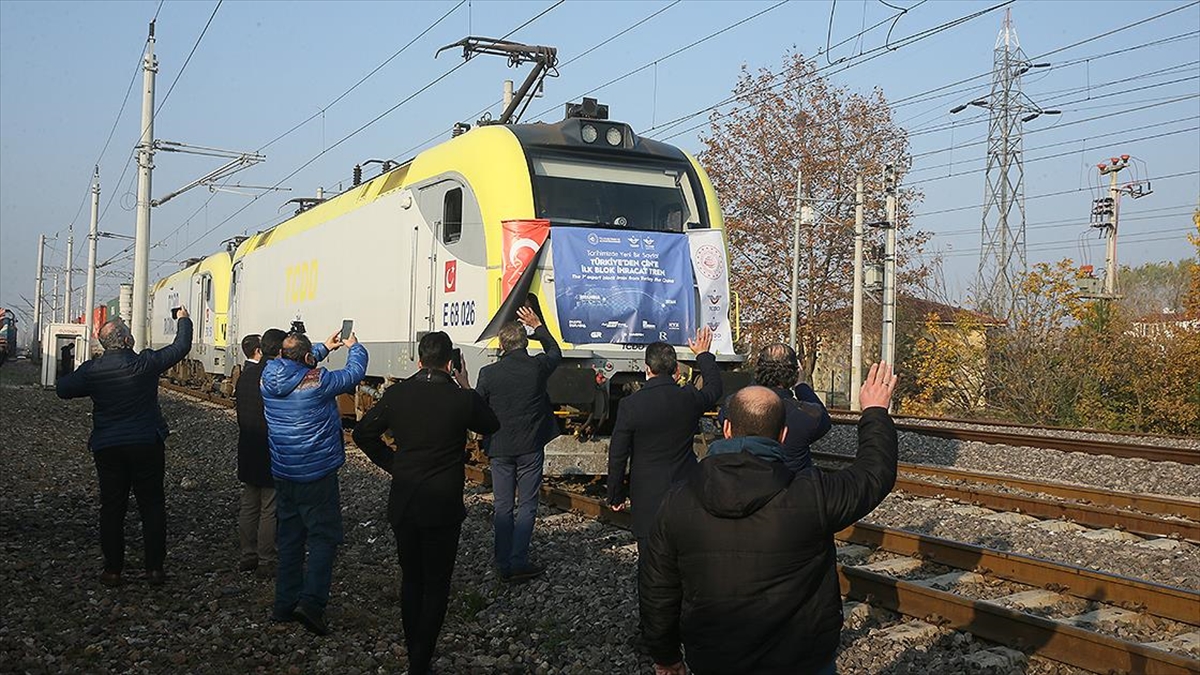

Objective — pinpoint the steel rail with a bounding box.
[827,413,1198,465]
[160,385,1197,674]
[839,567,1200,675]
[828,409,1195,443]
[838,522,1200,624]
[532,474,1199,674]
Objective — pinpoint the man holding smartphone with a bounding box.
[56,307,193,588]
[476,306,562,582]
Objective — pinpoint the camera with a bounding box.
[290,320,307,335]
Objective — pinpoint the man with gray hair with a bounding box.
[476,305,562,581]
[57,308,193,588]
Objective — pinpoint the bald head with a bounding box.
[723,385,785,440]
[98,319,134,351]
[281,333,315,364]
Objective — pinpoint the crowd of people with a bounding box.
[58,305,899,675]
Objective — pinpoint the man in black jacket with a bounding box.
[56,309,194,588]
[607,327,721,546]
[642,363,899,675]
[717,342,831,473]
[353,331,499,675]
[476,306,561,581]
[234,333,275,575]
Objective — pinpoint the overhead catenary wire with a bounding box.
[166,0,566,261]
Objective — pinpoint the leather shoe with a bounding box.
[99,571,122,588]
[292,603,330,636]
[238,558,258,572]
[506,563,545,583]
[145,570,166,587]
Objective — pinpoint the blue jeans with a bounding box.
[490,449,544,573]
[274,472,344,617]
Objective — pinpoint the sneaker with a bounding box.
[292,603,330,636]
[506,563,545,583]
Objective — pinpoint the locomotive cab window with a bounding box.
[529,155,706,232]
[443,188,463,244]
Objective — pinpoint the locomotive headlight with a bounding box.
[581,124,598,143]
[606,126,623,146]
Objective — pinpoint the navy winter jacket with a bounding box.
[261,343,367,483]
[56,318,194,451]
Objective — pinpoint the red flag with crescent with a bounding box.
[501,219,550,302]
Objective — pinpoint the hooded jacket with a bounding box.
[56,318,193,451]
[641,408,897,674]
[261,343,367,483]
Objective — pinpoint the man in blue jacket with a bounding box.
[261,329,367,636]
[56,308,193,588]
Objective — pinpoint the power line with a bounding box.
[917,170,1199,218]
[931,208,1196,238]
[650,3,1198,144]
[168,0,565,260]
[317,0,685,194]
[909,124,1199,187]
[156,0,222,115]
[256,0,467,153]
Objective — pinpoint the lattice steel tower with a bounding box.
[952,10,1057,318]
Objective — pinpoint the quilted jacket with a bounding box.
[261,343,367,482]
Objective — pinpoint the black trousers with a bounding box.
[393,520,462,675]
[93,442,166,573]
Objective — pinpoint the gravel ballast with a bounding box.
[813,424,1200,498]
[0,362,1190,674]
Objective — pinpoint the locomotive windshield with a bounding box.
[529,155,706,232]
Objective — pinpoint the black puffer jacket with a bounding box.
[56,318,193,452]
[234,359,271,487]
[640,408,897,674]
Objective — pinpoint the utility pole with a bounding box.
[1089,154,1151,297]
[52,273,60,323]
[951,10,1058,319]
[84,167,100,354]
[33,234,46,353]
[131,21,157,350]
[65,228,74,323]
[881,165,898,368]
[850,175,864,410]
[789,166,803,352]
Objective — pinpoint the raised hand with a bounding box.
[859,361,898,410]
[343,332,359,348]
[688,326,712,356]
[516,306,542,330]
[324,330,344,351]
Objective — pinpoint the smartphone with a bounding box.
[170,307,182,319]
[451,348,463,373]
[340,319,353,341]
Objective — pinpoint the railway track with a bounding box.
[827,411,1200,465]
[161,381,1200,672]
[526,470,1200,675]
[813,451,1200,543]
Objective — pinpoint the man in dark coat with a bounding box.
[56,309,193,588]
[234,333,275,575]
[607,326,722,543]
[353,331,499,675]
[718,342,831,472]
[476,306,561,581]
[641,364,899,675]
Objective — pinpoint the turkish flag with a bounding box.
[500,219,550,302]
[444,260,457,293]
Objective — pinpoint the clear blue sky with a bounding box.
[2,0,1197,331]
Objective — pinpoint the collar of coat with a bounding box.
[410,367,454,384]
[642,373,678,389]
